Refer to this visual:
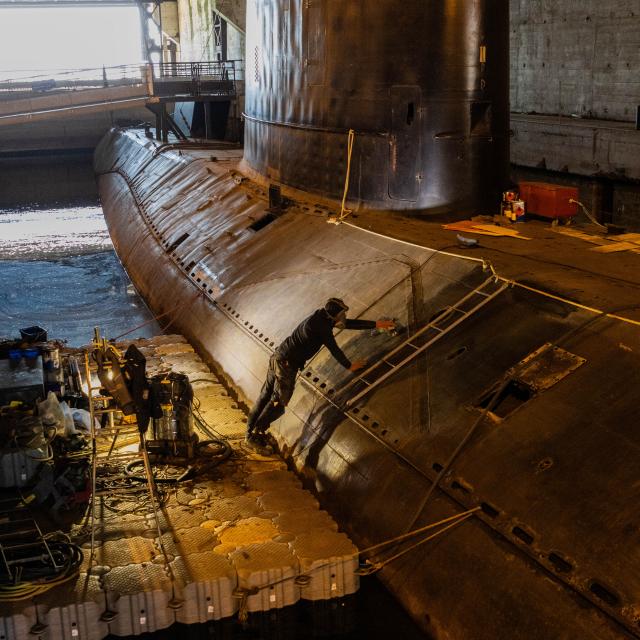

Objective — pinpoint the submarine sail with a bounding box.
[242,0,510,214]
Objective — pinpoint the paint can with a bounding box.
[512,200,526,222]
[501,201,513,220]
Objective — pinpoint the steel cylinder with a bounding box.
[243,0,510,215]
[149,373,194,442]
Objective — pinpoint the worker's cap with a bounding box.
[324,298,349,319]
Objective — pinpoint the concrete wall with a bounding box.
[176,0,245,62]
[160,2,180,43]
[0,151,98,207]
[0,108,152,156]
[510,0,640,227]
[511,0,640,122]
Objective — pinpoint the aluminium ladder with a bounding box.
[83,353,160,549]
[340,276,509,408]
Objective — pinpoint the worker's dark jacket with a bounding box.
[276,308,375,370]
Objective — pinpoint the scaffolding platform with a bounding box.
[0,335,359,639]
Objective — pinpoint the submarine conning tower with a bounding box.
[242,0,510,215]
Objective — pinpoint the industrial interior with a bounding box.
[0,1,639,640]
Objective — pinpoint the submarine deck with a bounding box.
[91,131,640,640]
[166,137,640,325]
[353,210,640,325]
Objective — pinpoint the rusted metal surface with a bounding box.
[242,0,510,214]
[96,129,640,639]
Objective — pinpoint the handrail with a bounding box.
[156,60,237,81]
[0,63,146,98]
[0,60,243,99]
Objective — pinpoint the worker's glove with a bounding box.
[349,360,367,372]
[375,319,396,330]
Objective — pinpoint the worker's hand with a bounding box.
[376,319,396,330]
[349,360,367,372]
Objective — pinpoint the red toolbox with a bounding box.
[518,182,579,219]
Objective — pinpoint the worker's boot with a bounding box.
[245,431,274,456]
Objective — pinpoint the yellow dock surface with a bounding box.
[0,335,358,640]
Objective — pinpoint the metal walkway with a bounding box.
[0,335,359,639]
[0,61,239,128]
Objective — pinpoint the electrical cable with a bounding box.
[113,290,202,341]
[124,458,195,483]
[0,540,84,603]
[192,403,228,441]
[123,438,231,483]
[569,198,607,230]
[479,244,640,296]
[0,63,139,84]
[23,444,54,462]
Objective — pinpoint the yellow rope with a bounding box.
[330,128,356,224]
[356,513,476,575]
[357,506,480,557]
[0,572,79,602]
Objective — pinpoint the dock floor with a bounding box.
[0,335,358,640]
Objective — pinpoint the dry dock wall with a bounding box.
[509,0,640,225]
[176,0,245,63]
[511,1,640,122]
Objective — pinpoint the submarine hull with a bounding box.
[96,129,640,640]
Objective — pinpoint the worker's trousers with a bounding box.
[247,354,297,435]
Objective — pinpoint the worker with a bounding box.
[245,297,396,454]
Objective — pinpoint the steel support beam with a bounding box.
[0,0,175,7]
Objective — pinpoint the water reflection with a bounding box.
[0,204,112,259]
[0,203,160,346]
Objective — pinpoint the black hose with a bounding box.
[123,439,232,483]
[124,459,195,483]
[0,541,83,586]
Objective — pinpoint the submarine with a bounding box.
[95,1,640,638]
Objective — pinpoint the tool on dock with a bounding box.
[0,496,83,602]
[89,329,198,460]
